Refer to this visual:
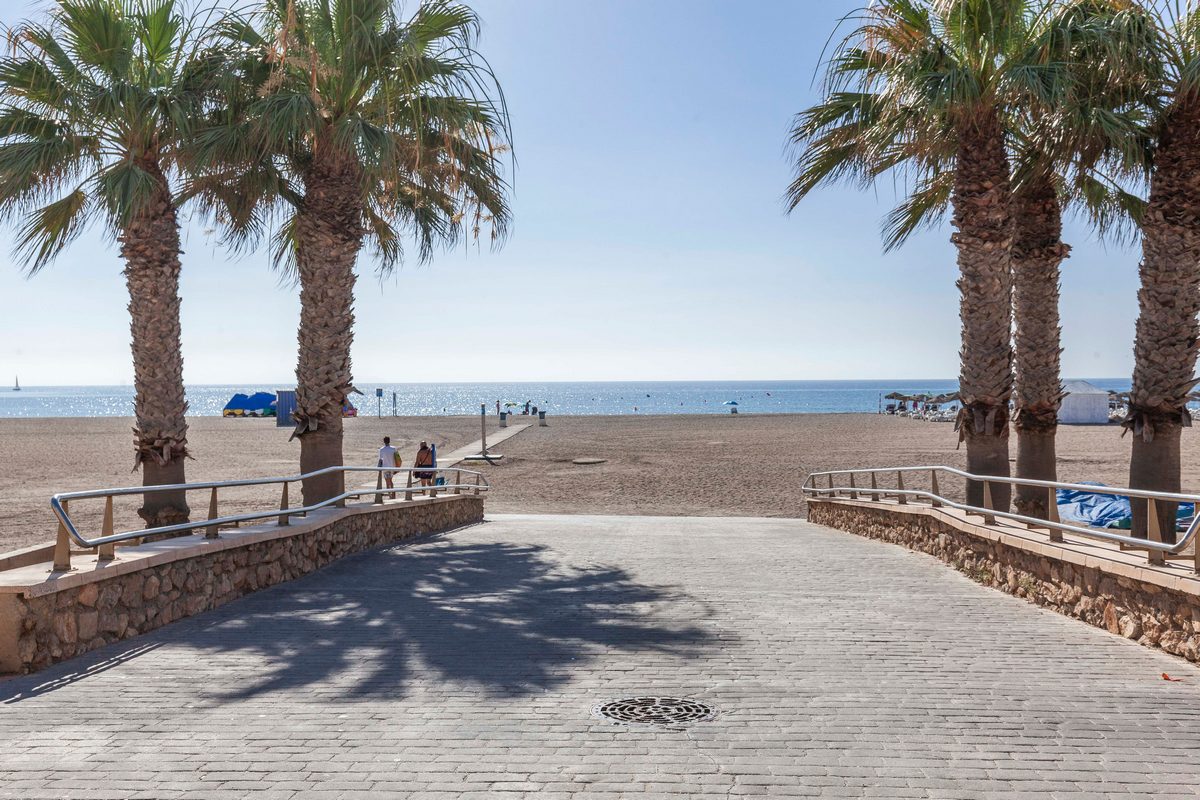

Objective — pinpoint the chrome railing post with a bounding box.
[98,496,115,562]
[205,487,220,539]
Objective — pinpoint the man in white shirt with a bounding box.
[378,436,398,493]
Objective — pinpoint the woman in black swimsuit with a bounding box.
[415,441,435,487]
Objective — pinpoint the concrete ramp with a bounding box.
[2,514,1200,798]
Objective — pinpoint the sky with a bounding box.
[0,0,1141,386]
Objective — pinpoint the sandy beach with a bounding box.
[477,413,1200,516]
[1,412,1196,553]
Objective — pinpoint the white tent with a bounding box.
[1058,380,1110,425]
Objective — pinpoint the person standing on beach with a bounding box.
[378,436,399,491]
[415,441,435,489]
[495,400,500,415]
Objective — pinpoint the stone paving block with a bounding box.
[4,514,1200,798]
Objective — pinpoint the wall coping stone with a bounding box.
[0,494,469,599]
[809,497,1200,597]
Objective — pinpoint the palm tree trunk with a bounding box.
[1012,175,1068,519]
[951,110,1014,512]
[1126,101,1200,545]
[119,162,190,527]
[293,153,364,505]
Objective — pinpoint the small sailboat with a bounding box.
[12,376,19,392]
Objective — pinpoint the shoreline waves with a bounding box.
[0,379,1132,418]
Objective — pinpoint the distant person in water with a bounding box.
[378,436,399,492]
[415,441,435,488]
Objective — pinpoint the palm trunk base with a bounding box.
[1129,424,1182,545]
[963,428,1011,513]
[138,458,190,528]
[1014,426,1056,519]
[300,427,345,506]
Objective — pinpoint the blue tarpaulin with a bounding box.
[1056,482,1194,530]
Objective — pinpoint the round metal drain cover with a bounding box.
[592,697,716,726]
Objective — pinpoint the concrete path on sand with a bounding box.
[3,514,1200,798]
[437,423,531,466]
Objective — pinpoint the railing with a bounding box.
[803,465,1200,573]
[48,466,489,572]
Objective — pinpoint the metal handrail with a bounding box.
[50,465,489,552]
[803,465,1200,557]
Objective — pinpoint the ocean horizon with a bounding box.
[0,379,1135,419]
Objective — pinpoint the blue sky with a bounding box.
[0,0,1138,386]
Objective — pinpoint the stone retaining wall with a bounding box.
[0,496,483,674]
[809,499,1200,664]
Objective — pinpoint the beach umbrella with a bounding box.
[723,400,739,406]
[884,391,907,400]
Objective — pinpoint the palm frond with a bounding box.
[882,169,953,251]
[0,0,232,271]
[194,0,512,271]
[13,186,91,274]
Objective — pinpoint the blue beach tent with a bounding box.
[223,391,277,417]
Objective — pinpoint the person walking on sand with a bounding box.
[415,441,435,490]
[378,436,400,494]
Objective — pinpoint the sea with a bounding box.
[0,379,1135,419]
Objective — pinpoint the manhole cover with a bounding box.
[592,697,716,726]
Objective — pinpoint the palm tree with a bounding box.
[788,0,1083,510]
[1007,1,1151,517]
[0,0,220,525]
[1123,1,1200,542]
[192,0,510,504]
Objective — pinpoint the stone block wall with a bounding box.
[809,500,1200,664]
[2,496,483,674]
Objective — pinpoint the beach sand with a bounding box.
[478,413,1200,517]
[1,412,1196,553]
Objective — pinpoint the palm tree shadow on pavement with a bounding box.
[181,533,717,701]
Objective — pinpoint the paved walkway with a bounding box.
[4,514,1200,798]
[438,423,531,466]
